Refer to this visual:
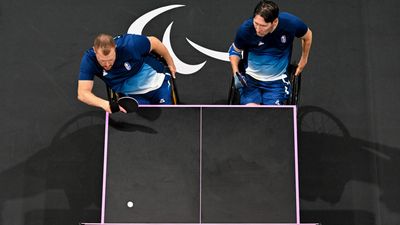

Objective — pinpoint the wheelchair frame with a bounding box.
[227,62,302,106]
[105,52,180,107]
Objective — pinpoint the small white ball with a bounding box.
[127,201,134,208]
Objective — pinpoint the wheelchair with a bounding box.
[105,52,180,108]
[227,61,301,106]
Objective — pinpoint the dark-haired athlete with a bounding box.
[229,0,312,105]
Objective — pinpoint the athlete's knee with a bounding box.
[245,103,260,106]
[158,95,172,104]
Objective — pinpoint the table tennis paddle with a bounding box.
[235,72,248,87]
[117,96,139,113]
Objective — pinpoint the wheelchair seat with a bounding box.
[105,52,180,106]
[227,62,301,106]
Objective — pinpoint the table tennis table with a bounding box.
[81,105,318,225]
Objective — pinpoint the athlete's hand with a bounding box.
[104,101,127,114]
[234,72,248,88]
[168,64,177,78]
[295,59,307,76]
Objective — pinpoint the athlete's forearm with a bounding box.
[299,29,312,64]
[78,88,109,112]
[228,43,243,75]
[148,36,176,76]
[229,56,241,76]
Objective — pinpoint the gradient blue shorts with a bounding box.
[239,74,291,105]
[128,74,172,105]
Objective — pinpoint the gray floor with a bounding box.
[1,0,400,225]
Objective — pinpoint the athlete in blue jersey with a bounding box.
[78,33,176,113]
[229,0,312,105]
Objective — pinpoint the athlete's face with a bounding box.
[253,15,278,37]
[95,48,116,71]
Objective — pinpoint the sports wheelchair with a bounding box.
[104,53,180,109]
[227,62,301,105]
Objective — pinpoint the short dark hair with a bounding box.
[253,0,279,23]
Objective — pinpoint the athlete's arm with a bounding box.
[77,80,126,113]
[296,28,312,76]
[148,36,176,78]
[228,43,243,76]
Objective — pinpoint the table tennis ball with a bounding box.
[127,201,134,208]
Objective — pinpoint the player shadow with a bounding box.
[298,105,400,225]
[1,107,399,225]
[108,107,161,132]
[0,110,159,225]
[137,107,162,121]
[109,119,158,133]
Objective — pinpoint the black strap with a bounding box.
[106,86,120,113]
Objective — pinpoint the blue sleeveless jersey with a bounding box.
[234,12,308,81]
[78,34,165,95]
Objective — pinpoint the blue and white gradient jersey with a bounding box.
[79,34,165,95]
[234,12,308,81]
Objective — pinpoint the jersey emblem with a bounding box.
[102,70,108,76]
[258,41,264,46]
[281,35,287,43]
[124,62,132,71]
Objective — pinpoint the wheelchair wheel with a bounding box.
[298,105,350,137]
[287,64,301,105]
[170,77,180,105]
[289,74,301,105]
[53,111,105,141]
[227,76,240,105]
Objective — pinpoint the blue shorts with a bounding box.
[239,74,291,105]
[127,75,172,105]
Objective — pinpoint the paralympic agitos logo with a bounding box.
[128,4,229,75]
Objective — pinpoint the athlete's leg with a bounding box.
[261,77,291,105]
[126,94,151,105]
[239,75,262,105]
[148,75,173,104]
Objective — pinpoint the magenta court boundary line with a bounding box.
[101,112,110,224]
[100,105,299,223]
[293,106,300,224]
[138,104,295,108]
[81,223,318,225]
[199,107,203,223]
